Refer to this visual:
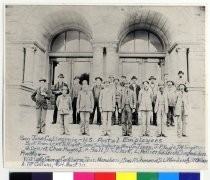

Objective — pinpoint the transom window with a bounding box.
[50,30,93,52]
[120,30,164,53]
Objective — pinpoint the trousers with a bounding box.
[80,112,90,135]
[36,108,47,133]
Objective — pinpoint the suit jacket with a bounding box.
[155,91,168,114]
[138,89,153,111]
[51,82,68,99]
[77,89,94,112]
[31,87,50,109]
[174,91,189,116]
[129,84,141,101]
[99,87,115,111]
[92,85,103,102]
[121,88,136,110]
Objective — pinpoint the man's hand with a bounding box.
[99,108,102,113]
[112,108,115,112]
[132,108,136,113]
[119,109,122,113]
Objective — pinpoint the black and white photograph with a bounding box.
[4,5,207,170]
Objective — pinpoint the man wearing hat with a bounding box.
[155,81,168,137]
[31,78,50,134]
[165,80,176,127]
[149,76,158,126]
[112,77,123,125]
[90,76,103,125]
[120,75,127,87]
[129,76,141,125]
[119,80,136,136]
[163,73,169,86]
[176,71,187,87]
[70,76,82,124]
[51,74,68,124]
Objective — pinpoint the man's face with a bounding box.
[150,79,155,84]
[121,77,126,82]
[58,77,64,83]
[164,75,168,80]
[144,82,149,89]
[159,86,164,93]
[114,79,119,85]
[104,81,110,88]
[96,79,102,86]
[179,73,183,78]
[62,86,68,95]
[124,83,129,89]
[40,81,46,87]
[167,82,172,88]
[82,80,88,88]
[74,79,79,85]
[132,79,137,84]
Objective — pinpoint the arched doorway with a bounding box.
[49,29,93,87]
[119,29,166,84]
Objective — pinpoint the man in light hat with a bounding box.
[90,77,103,125]
[176,71,187,87]
[149,75,158,126]
[31,78,50,134]
[129,76,141,125]
[70,76,82,124]
[155,81,168,137]
[99,79,115,136]
[120,80,136,136]
[112,77,123,125]
[51,73,68,124]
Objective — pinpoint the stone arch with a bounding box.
[118,9,172,51]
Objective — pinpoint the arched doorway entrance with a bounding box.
[48,29,93,86]
[119,29,166,84]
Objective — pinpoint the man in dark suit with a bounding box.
[129,76,141,125]
[51,74,68,124]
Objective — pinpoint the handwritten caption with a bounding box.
[19,135,207,168]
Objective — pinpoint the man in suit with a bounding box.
[112,77,123,125]
[120,75,127,87]
[51,74,68,124]
[119,80,136,136]
[176,71,188,87]
[149,75,158,126]
[90,77,103,125]
[70,76,82,124]
[31,77,50,134]
[129,76,141,125]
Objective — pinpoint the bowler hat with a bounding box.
[178,71,184,75]
[74,76,80,80]
[58,73,64,78]
[131,76,137,80]
[39,77,46,82]
[124,80,130,85]
[142,81,149,85]
[149,76,156,80]
[108,75,114,78]
[121,75,126,78]
[114,77,120,81]
[158,81,165,87]
[95,77,103,81]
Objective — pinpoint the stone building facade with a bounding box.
[5,5,205,122]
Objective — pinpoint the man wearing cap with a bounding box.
[138,81,153,136]
[90,77,103,125]
[149,76,158,126]
[163,73,169,86]
[120,75,127,87]
[70,76,82,124]
[120,80,136,136]
[155,81,168,137]
[112,77,123,125]
[31,78,50,134]
[99,79,115,136]
[129,76,141,125]
[165,80,176,127]
[176,71,187,87]
[51,74,68,124]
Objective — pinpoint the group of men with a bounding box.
[32,70,189,137]
[48,71,186,136]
